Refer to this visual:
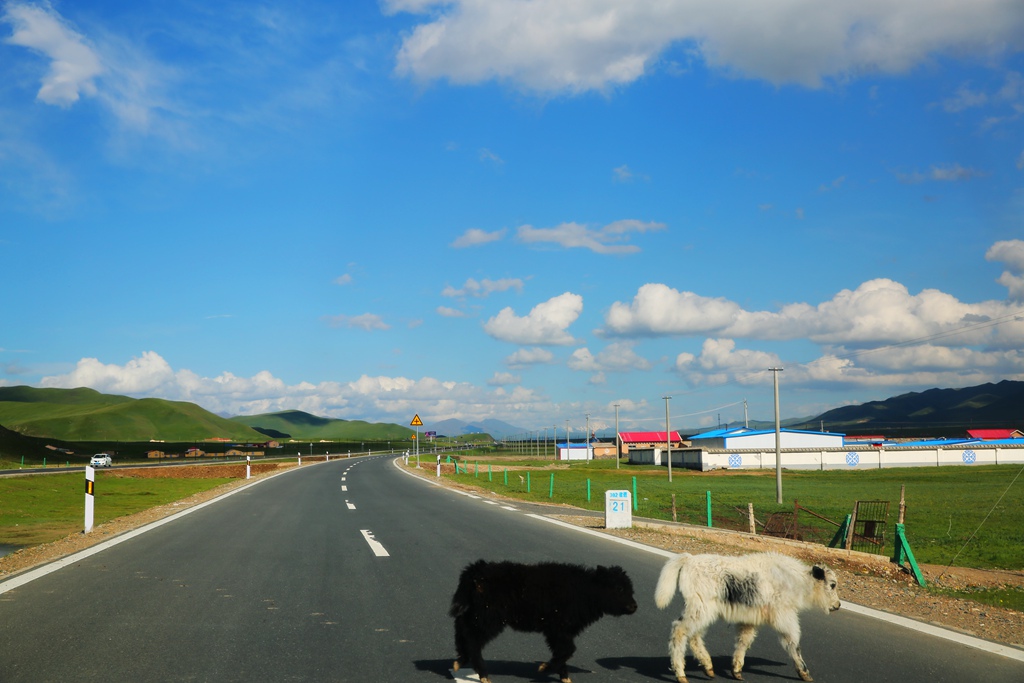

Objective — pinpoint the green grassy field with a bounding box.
[435,455,1024,572]
[0,472,233,547]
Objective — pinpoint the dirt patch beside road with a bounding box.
[106,463,283,479]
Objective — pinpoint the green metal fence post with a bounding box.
[488,464,492,482]
[587,479,591,503]
[475,462,478,477]
[706,491,712,527]
[893,523,927,586]
[504,468,508,486]
[527,472,531,493]
[549,473,554,498]
[632,476,638,511]
[829,515,852,548]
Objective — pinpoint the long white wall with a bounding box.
[645,444,1024,471]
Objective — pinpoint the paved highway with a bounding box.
[1,455,1022,682]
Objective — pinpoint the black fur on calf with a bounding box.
[450,559,637,683]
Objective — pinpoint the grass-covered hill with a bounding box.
[793,380,1024,436]
[0,386,266,442]
[230,410,414,441]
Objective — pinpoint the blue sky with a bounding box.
[2,0,1023,435]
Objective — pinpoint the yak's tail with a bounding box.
[654,553,690,609]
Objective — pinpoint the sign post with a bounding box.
[246,455,251,480]
[605,489,632,529]
[84,466,95,533]
[411,414,423,467]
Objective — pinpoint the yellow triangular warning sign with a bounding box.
[410,414,423,426]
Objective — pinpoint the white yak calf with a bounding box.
[654,552,841,683]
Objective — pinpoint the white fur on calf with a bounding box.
[655,552,841,683]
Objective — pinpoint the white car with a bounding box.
[90,454,112,467]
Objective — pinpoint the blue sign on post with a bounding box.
[605,490,632,529]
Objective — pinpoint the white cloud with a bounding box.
[442,277,524,298]
[604,284,744,336]
[516,219,665,254]
[334,274,353,285]
[675,339,781,386]
[987,239,1024,301]
[3,2,174,138]
[38,350,552,425]
[484,292,583,345]
[436,306,467,318]
[604,276,1024,348]
[479,147,503,165]
[3,2,103,106]
[505,347,554,368]
[323,313,390,330]
[389,0,1024,93]
[673,340,1024,390]
[897,163,987,183]
[986,239,1024,271]
[487,371,520,386]
[451,227,507,248]
[568,342,652,373]
[40,351,174,394]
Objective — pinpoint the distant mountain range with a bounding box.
[1,380,1021,444]
[791,380,1024,436]
[428,417,522,439]
[230,410,414,441]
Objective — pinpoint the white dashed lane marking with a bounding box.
[360,529,390,557]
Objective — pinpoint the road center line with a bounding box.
[360,529,390,557]
[346,501,356,510]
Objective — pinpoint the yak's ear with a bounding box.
[811,565,826,582]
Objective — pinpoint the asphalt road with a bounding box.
[1,455,1022,683]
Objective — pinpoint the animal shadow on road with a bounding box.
[414,658,578,680]
[595,655,788,681]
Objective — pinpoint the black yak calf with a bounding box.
[450,559,637,683]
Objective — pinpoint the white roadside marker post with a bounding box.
[605,489,632,530]
[85,466,95,533]
[246,455,251,480]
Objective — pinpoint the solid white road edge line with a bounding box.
[360,529,390,557]
[527,514,1024,663]
[0,462,318,595]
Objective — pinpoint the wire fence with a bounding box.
[439,459,890,557]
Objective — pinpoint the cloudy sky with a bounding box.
[2,0,1023,435]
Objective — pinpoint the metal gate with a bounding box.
[849,500,889,554]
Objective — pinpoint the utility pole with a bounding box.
[613,403,620,469]
[663,395,673,483]
[769,367,784,504]
[744,399,748,428]
[586,413,591,461]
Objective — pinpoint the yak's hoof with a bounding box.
[798,671,813,682]
[561,677,572,683]
[732,670,744,681]
[704,669,715,679]
[538,662,548,672]
[452,661,460,672]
